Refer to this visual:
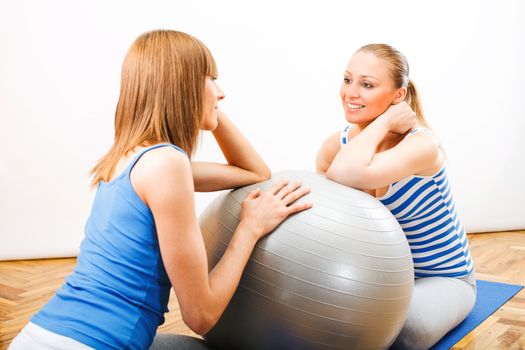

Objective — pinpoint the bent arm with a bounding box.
[192,110,271,192]
[136,149,259,335]
[134,148,311,335]
[326,123,441,190]
[326,116,390,188]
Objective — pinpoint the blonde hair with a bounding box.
[91,30,217,186]
[357,44,429,128]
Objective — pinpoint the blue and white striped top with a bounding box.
[341,126,474,278]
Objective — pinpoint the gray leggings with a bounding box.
[151,274,475,350]
[149,334,213,350]
[390,273,477,350]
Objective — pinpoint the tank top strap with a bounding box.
[340,124,353,146]
[405,127,432,138]
[125,143,187,175]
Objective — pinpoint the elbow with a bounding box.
[325,166,347,184]
[325,163,348,183]
[324,164,336,181]
[326,164,370,190]
[179,292,219,335]
[260,166,272,182]
[182,309,217,336]
[315,157,328,175]
[254,165,271,183]
[188,320,214,337]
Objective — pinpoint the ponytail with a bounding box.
[406,80,429,128]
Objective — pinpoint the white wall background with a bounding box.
[1,0,524,260]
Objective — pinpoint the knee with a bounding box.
[390,321,436,350]
[391,335,431,350]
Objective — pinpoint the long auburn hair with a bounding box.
[91,30,217,186]
[357,44,429,128]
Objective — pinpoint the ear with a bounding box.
[391,87,407,105]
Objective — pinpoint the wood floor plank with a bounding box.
[451,315,500,349]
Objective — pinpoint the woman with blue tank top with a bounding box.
[316,44,476,349]
[9,30,312,350]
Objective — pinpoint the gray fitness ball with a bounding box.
[199,170,414,350]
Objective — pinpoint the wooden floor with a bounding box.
[1,231,524,349]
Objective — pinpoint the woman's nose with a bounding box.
[346,83,359,99]
[216,84,225,101]
[342,83,359,100]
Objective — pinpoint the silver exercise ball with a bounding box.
[199,170,414,350]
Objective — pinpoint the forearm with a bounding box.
[212,112,270,181]
[192,162,268,192]
[327,118,389,186]
[203,223,258,332]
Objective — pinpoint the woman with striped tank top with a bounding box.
[316,44,476,349]
[9,30,312,350]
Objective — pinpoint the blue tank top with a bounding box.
[341,126,474,278]
[31,144,185,349]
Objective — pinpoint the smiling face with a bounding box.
[202,76,225,131]
[340,51,406,126]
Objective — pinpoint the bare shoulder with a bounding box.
[131,146,192,200]
[316,131,340,174]
[137,146,189,174]
[406,129,441,153]
[401,130,443,175]
[141,146,189,170]
[324,131,341,147]
[318,131,341,159]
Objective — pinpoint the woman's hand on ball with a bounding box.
[240,180,312,239]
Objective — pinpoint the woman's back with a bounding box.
[376,130,474,278]
[31,144,183,349]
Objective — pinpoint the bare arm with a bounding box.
[315,131,341,175]
[132,147,311,335]
[326,102,440,190]
[192,110,271,192]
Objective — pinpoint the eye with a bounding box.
[343,77,352,84]
[362,81,374,88]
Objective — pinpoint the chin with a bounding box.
[201,114,219,131]
[345,114,366,125]
[345,112,378,125]
[204,121,219,131]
